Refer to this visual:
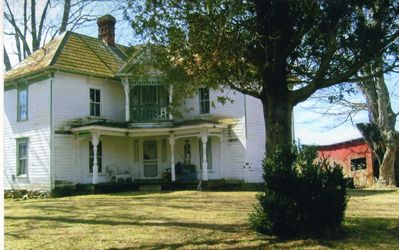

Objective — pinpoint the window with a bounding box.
[199,138,212,170]
[89,141,102,173]
[90,89,101,117]
[199,88,210,114]
[351,157,367,171]
[17,138,28,176]
[17,87,28,121]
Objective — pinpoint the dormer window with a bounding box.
[199,87,210,114]
[17,86,28,121]
[90,89,101,117]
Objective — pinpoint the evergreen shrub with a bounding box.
[250,145,347,237]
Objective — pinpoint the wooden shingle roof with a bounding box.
[5,31,130,84]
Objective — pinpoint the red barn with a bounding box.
[317,138,377,187]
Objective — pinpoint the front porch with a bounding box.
[70,120,226,185]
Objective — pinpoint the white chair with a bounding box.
[106,165,134,183]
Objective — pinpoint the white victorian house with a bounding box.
[4,15,265,190]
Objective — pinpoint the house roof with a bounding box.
[5,31,130,84]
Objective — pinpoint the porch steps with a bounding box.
[139,185,162,191]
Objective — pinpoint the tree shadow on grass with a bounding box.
[254,217,399,249]
[4,215,244,233]
[347,189,397,197]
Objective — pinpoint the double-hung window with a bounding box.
[199,88,210,114]
[90,89,101,117]
[17,138,28,176]
[89,141,102,173]
[17,87,28,121]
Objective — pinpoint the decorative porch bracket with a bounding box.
[200,129,209,181]
[90,132,100,184]
[169,134,176,181]
[122,77,130,122]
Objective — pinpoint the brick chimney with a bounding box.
[97,14,116,46]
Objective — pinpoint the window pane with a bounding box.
[97,157,102,173]
[19,89,27,105]
[18,159,26,175]
[97,141,102,156]
[95,103,100,117]
[89,158,93,173]
[90,89,95,101]
[18,89,28,120]
[95,89,100,102]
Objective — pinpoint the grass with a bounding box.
[5,189,399,249]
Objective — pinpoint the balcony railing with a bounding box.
[130,105,169,122]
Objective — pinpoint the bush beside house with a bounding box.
[250,145,347,237]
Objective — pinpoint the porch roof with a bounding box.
[70,119,227,137]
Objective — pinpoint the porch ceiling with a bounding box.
[70,119,227,138]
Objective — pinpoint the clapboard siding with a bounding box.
[54,134,77,183]
[245,95,265,183]
[4,79,51,190]
[53,72,124,130]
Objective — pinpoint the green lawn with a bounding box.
[5,189,399,249]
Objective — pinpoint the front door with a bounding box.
[142,140,159,178]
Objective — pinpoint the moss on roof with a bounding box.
[5,31,130,83]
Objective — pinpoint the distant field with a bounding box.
[5,189,399,249]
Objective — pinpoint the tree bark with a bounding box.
[357,57,398,186]
[4,47,12,71]
[31,0,39,51]
[262,90,293,154]
[59,0,71,34]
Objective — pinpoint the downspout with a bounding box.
[49,74,54,190]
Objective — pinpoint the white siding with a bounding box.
[52,72,124,130]
[54,134,77,184]
[4,79,51,190]
[180,88,247,181]
[245,95,265,183]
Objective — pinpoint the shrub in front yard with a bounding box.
[250,145,347,237]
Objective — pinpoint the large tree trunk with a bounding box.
[262,91,293,155]
[358,58,398,186]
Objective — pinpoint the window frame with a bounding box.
[16,138,29,177]
[350,157,367,171]
[199,87,210,115]
[89,141,103,174]
[89,88,101,117]
[17,86,28,122]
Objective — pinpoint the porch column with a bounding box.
[122,77,130,122]
[90,132,100,184]
[169,135,176,181]
[201,129,209,181]
[169,85,173,120]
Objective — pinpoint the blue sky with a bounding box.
[294,74,399,145]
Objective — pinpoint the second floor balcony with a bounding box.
[127,83,172,124]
